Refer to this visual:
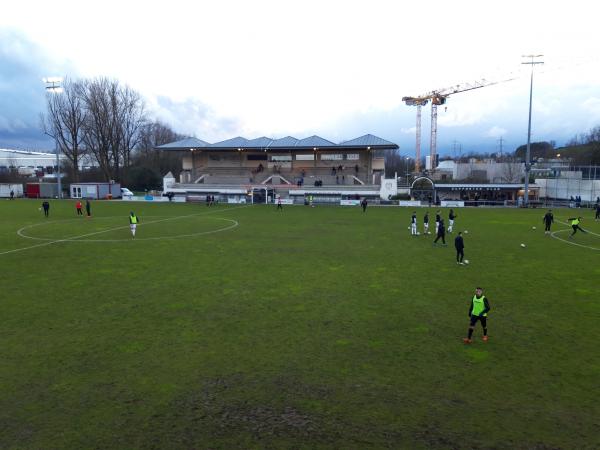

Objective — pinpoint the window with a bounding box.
[271,155,292,162]
[296,154,314,161]
[320,154,344,160]
[346,154,360,160]
[247,154,268,161]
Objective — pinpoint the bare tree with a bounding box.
[116,85,146,180]
[134,121,184,176]
[80,78,147,181]
[501,159,522,183]
[41,78,87,181]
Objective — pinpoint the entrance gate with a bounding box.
[410,177,436,203]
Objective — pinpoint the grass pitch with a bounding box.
[1,199,599,449]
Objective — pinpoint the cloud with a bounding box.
[484,126,507,138]
[582,97,600,120]
[150,96,243,142]
[0,29,77,150]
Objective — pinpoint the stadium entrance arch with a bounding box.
[410,177,436,203]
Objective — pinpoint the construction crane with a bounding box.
[403,77,516,173]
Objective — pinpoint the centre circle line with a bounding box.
[4,205,248,257]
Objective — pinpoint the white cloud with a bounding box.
[1,0,600,152]
[484,126,507,138]
[582,97,600,118]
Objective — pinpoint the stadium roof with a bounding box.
[339,134,397,147]
[158,137,210,149]
[156,134,398,151]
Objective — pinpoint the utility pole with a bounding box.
[522,55,544,207]
[452,140,462,159]
[43,77,64,199]
[497,137,505,160]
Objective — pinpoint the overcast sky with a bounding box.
[1,0,600,156]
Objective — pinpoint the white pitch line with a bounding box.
[2,205,248,257]
[556,219,600,237]
[550,220,600,251]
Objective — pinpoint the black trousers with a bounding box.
[571,225,583,235]
[434,234,445,244]
[456,249,464,262]
[544,222,551,231]
[470,315,487,328]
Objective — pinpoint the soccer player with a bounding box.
[433,218,446,245]
[595,202,600,221]
[361,198,368,212]
[410,211,418,236]
[435,210,441,234]
[42,201,50,218]
[85,199,92,218]
[568,216,586,238]
[543,209,554,234]
[129,211,139,238]
[463,287,490,344]
[277,195,283,211]
[448,209,457,233]
[75,200,83,216]
[455,231,465,264]
[423,211,430,235]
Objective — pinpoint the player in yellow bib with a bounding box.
[463,287,491,344]
[129,212,139,238]
[568,216,586,239]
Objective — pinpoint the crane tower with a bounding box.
[403,77,515,173]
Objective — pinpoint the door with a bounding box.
[71,186,82,198]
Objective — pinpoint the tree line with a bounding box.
[41,77,184,190]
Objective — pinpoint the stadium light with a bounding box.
[522,55,544,207]
[44,76,64,198]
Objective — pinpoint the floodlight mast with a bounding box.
[521,55,544,207]
[44,77,64,198]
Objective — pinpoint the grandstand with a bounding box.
[157,134,398,203]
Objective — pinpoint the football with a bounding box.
[532,226,537,230]
[521,243,526,248]
[464,260,470,264]
[464,230,469,234]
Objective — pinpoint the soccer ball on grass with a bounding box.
[464,260,470,265]
[520,243,526,248]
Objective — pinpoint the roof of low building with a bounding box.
[157,133,398,151]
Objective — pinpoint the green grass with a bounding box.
[1,199,599,449]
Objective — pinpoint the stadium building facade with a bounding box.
[158,134,399,203]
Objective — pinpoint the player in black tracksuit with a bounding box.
[595,203,600,221]
[455,231,465,264]
[434,218,446,245]
[435,210,441,234]
[543,209,554,234]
